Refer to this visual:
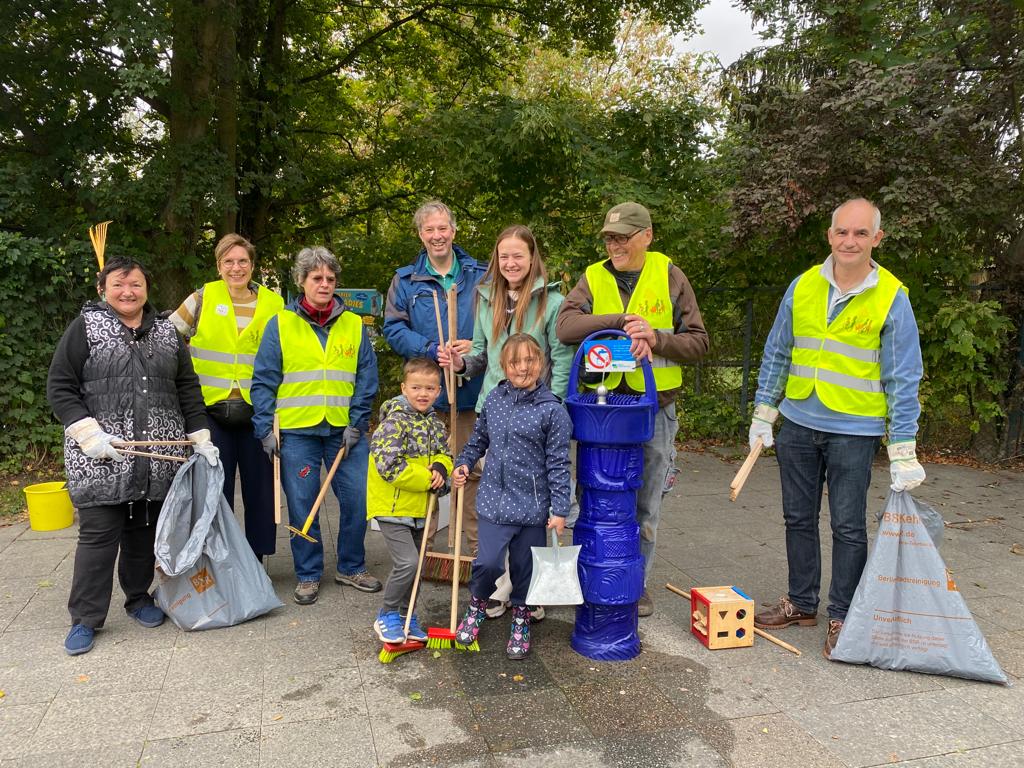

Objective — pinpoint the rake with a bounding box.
[286,443,347,543]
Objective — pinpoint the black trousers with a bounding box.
[209,414,277,557]
[68,500,161,629]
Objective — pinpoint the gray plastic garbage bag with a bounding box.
[526,529,583,606]
[831,490,1007,684]
[153,455,283,630]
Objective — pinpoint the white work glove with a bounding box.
[188,429,220,466]
[66,417,125,462]
[888,440,925,491]
[749,404,779,449]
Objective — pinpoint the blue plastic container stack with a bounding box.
[564,331,657,661]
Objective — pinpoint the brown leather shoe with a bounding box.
[753,596,818,629]
[823,619,843,660]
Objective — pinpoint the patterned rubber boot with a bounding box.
[507,604,531,660]
[455,595,488,646]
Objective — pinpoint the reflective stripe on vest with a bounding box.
[585,251,682,391]
[189,281,284,405]
[785,264,904,417]
[275,309,363,429]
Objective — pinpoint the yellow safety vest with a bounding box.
[190,281,284,405]
[585,251,682,391]
[786,264,904,418]
[276,309,362,429]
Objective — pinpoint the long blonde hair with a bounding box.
[483,225,548,342]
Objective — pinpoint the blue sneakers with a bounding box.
[374,610,406,643]
[129,604,166,628]
[404,613,428,642]
[64,624,95,656]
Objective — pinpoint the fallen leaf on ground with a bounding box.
[37,580,53,588]
[1010,543,1023,556]
[432,651,441,658]
[76,674,90,683]
[512,674,524,682]
[410,692,422,702]
[272,714,283,721]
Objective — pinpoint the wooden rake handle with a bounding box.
[294,443,347,536]
[730,438,762,501]
[664,583,801,656]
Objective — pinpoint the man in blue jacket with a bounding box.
[748,198,925,660]
[383,201,487,554]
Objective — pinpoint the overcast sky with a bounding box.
[674,0,773,66]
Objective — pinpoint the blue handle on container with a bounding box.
[566,329,658,409]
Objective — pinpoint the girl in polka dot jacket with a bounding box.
[450,334,572,659]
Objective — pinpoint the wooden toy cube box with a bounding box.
[690,585,754,649]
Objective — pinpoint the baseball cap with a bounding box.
[601,202,652,235]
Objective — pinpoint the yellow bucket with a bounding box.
[24,482,75,532]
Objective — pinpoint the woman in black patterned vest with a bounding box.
[47,257,215,656]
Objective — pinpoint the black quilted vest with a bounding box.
[64,305,189,508]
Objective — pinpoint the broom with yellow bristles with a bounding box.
[89,221,113,274]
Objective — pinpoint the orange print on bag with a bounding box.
[190,567,216,594]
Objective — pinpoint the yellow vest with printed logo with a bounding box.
[786,264,904,417]
[276,309,362,429]
[190,281,284,405]
[585,251,682,392]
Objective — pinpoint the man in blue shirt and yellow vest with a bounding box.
[749,198,926,660]
[557,202,710,616]
[252,246,381,606]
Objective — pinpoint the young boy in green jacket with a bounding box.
[367,358,452,643]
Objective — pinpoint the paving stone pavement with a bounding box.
[1,449,1022,767]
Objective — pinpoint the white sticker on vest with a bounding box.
[215,304,229,316]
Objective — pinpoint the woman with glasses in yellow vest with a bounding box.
[251,246,382,606]
[170,234,284,561]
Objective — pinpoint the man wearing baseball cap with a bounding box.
[556,202,709,616]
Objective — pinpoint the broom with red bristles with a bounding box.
[426,484,477,651]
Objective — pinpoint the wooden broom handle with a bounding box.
[449,485,465,633]
[405,493,436,637]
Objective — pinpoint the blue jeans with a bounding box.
[279,430,370,582]
[775,421,880,620]
[638,402,678,586]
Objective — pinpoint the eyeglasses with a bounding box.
[602,231,641,246]
[221,259,251,269]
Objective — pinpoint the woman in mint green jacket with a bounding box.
[442,225,574,409]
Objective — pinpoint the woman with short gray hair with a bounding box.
[251,246,382,605]
[291,246,341,288]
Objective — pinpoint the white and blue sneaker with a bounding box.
[404,613,428,642]
[374,610,406,644]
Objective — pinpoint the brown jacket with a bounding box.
[555,256,709,408]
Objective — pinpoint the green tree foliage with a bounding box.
[719,0,1024,455]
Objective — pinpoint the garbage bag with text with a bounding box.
[831,490,1007,684]
[153,455,283,630]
